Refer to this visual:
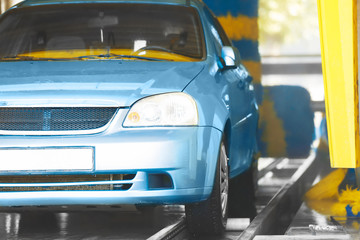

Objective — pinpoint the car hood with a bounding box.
[0,61,205,107]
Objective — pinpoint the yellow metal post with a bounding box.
[317,0,359,168]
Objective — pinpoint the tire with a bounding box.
[185,140,228,235]
[228,155,257,220]
[251,156,259,192]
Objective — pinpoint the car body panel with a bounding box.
[0,126,221,205]
[184,56,258,177]
[0,187,213,206]
[0,61,205,108]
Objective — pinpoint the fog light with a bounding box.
[148,173,174,189]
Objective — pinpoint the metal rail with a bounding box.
[311,101,325,112]
[258,158,285,179]
[147,216,186,240]
[239,152,320,240]
[147,151,322,240]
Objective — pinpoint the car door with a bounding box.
[203,7,254,176]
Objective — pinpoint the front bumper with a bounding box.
[0,126,222,206]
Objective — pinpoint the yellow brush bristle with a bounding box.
[306,199,339,215]
[331,202,348,216]
[338,187,360,215]
[339,186,360,202]
[305,168,347,200]
[305,169,360,216]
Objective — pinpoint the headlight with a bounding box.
[123,92,198,127]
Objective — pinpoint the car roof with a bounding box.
[15,0,202,8]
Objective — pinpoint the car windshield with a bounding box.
[0,3,206,61]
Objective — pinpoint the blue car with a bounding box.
[0,0,258,234]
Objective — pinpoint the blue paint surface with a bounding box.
[233,39,261,62]
[0,61,205,108]
[258,86,314,158]
[339,169,356,191]
[203,0,258,17]
[346,204,360,217]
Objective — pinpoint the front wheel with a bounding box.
[185,140,228,235]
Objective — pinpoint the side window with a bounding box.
[203,6,232,54]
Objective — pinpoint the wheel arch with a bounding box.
[222,119,232,157]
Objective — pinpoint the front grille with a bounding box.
[0,174,135,192]
[1,185,118,191]
[0,174,135,183]
[0,107,118,131]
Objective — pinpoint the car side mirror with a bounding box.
[219,46,240,70]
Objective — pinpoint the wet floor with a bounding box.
[285,150,360,239]
[286,202,358,238]
[0,205,184,239]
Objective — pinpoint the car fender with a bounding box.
[183,60,230,132]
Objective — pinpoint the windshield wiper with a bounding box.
[75,53,169,61]
[0,53,172,62]
[0,56,72,61]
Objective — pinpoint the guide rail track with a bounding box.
[147,151,322,240]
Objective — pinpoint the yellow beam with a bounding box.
[317,0,359,168]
